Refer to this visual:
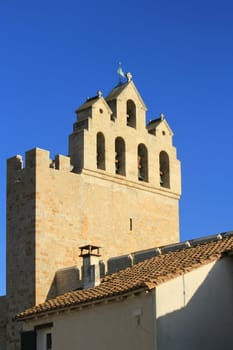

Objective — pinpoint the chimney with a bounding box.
[79,245,101,289]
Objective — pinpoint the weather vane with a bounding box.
[117,63,133,84]
[117,62,125,84]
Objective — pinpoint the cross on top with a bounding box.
[126,72,132,82]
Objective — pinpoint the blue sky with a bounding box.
[1,0,233,295]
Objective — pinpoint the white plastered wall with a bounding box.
[155,256,233,350]
[22,292,155,350]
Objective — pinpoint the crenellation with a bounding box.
[25,148,50,169]
[7,155,23,171]
[54,154,71,171]
[7,156,24,186]
[7,149,73,175]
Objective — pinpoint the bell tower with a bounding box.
[69,73,181,254]
[5,73,181,349]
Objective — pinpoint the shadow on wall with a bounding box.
[46,262,106,299]
[157,256,233,350]
[47,266,82,299]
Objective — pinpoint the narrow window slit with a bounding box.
[130,218,133,231]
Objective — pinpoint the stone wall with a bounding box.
[5,79,181,349]
[6,154,36,350]
[0,296,6,350]
[31,148,180,303]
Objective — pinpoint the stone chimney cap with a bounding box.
[79,244,101,257]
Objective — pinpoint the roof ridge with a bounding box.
[16,234,233,321]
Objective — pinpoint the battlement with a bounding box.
[7,148,72,175]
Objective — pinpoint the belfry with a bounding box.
[1,73,181,349]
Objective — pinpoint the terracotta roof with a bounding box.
[16,234,233,320]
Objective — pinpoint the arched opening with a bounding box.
[126,100,136,128]
[137,144,148,182]
[96,132,105,170]
[115,137,126,176]
[159,151,170,188]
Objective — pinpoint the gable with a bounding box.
[147,116,173,137]
[106,80,147,111]
[92,97,112,115]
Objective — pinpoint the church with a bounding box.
[1,73,233,350]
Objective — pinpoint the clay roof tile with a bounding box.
[16,235,233,320]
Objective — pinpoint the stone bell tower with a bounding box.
[3,73,181,350]
[69,72,181,256]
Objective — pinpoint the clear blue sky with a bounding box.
[1,0,233,296]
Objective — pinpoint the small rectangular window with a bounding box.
[46,333,52,350]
